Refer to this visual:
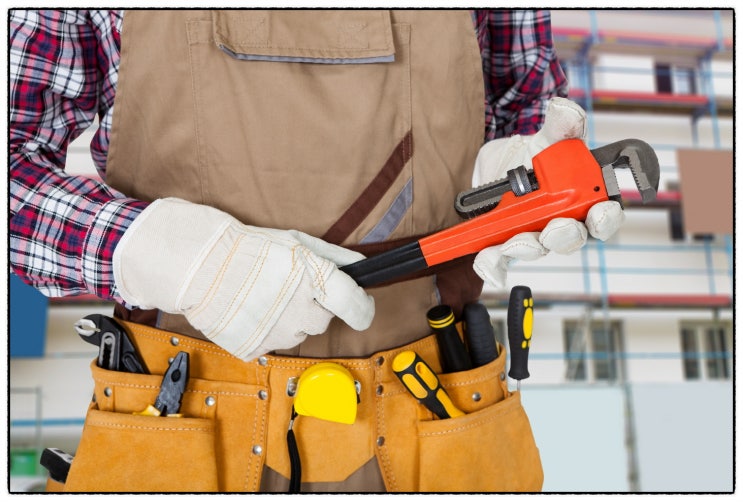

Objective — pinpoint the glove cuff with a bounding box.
[112,197,233,311]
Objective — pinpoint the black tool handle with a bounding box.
[463,302,499,367]
[507,286,533,381]
[40,447,74,484]
[84,315,147,374]
[427,305,472,373]
[339,241,428,288]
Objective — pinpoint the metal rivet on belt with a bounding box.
[500,372,506,381]
[170,336,179,346]
[376,356,385,366]
[252,445,263,456]
[205,396,216,407]
[286,377,298,397]
[258,390,268,400]
[472,392,482,402]
[376,436,385,447]
[376,385,384,395]
[104,387,112,397]
[258,356,268,367]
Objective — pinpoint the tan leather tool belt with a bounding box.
[58,320,543,492]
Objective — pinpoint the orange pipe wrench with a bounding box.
[341,138,660,287]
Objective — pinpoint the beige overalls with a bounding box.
[59,10,543,492]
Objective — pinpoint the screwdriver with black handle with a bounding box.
[392,350,464,419]
[507,285,533,390]
[463,302,499,367]
[427,305,472,373]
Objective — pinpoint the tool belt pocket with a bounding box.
[63,361,220,492]
[415,356,543,492]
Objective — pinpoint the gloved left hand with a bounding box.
[113,198,374,361]
[471,97,625,289]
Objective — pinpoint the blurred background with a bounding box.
[8,8,734,493]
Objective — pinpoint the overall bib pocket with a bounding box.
[185,11,414,244]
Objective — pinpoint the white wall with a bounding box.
[631,382,734,492]
[523,381,733,492]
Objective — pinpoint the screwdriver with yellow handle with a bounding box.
[507,285,533,391]
[392,350,464,419]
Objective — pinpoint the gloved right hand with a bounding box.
[471,97,625,289]
[112,198,375,361]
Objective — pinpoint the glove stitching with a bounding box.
[235,253,303,360]
[588,206,614,240]
[539,222,585,254]
[188,230,247,320]
[302,246,326,295]
[589,212,606,237]
[501,240,547,258]
[298,247,337,329]
[204,240,271,352]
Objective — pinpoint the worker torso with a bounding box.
[106,9,485,357]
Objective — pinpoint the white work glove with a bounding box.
[113,198,375,361]
[472,97,625,289]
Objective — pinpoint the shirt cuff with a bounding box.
[81,197,149,302]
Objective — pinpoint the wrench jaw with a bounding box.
[592,139,660,206]
[601,163,623,207]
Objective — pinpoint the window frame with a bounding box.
[564,319,624,383]
[680,321,732,381]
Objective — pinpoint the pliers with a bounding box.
[136,351,190,417]
[74,314,147,374]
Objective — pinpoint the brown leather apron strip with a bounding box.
[321,130,413,245]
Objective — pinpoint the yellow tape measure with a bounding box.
[293,362,358,425]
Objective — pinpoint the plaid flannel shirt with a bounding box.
[9,9,567,302]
